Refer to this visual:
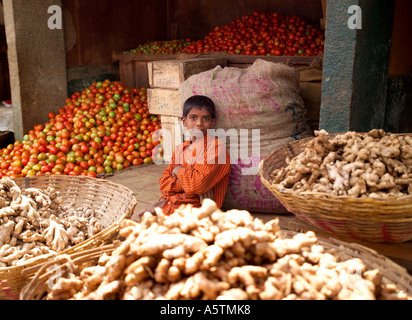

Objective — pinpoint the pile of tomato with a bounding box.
[124,39,192,55]
[182,10,325,56]
[0,80,163,179]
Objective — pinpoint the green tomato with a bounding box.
[37,153,47,161]
[67,156,76,163]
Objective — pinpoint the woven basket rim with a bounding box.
[267,182,412,203]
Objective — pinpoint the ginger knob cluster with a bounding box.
[39,199,409,300]
[0,177,102,267]
[271,129,412,198]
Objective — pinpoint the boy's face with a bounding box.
[182,107,216,138]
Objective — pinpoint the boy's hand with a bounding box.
[172,166,183,177]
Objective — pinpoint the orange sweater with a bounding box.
[159,134,231,215]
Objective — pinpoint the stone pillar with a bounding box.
[319,0,395,132]
[3,0,67,140]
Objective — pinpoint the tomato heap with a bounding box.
[124,39,192,55]
[183,10,325,56]
[0,80,163,179]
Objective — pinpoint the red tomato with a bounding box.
[87,171,97,178]
[0,80,161,178]
[48,146,59,155]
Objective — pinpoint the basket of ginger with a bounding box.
[0,175,137,299]
[19,200,412,300]
[259,129,412,243]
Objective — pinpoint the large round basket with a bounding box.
[259,136,412,243]
[19,231,412,300]
[0,175,137,300]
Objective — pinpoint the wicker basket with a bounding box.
[281,231,412,297]
[0,175,137,300]
[259,136,412,243]
[19,232,412,300]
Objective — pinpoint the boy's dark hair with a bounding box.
[182,95,216,119]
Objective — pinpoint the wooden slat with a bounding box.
[148,58,227,89]
[159,115,185,162]
[226,55,316,66]
[147,88,181,117]
[113,51,178,63]
[114,51,317,65]
[118,60,150,89]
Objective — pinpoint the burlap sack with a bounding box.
[179,59,313,213]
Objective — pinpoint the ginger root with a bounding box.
[0,178,103,266]
[271,130,412,198]
[33,200,410,301]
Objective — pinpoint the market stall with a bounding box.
[0,0,411,302]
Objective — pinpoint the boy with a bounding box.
[131,95,231,219]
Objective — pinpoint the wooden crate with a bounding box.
[147,87,181,117]
[112,51,179,89]
[147,57,228,118]
[160,115,186,162]
[148,58,227,89]
[114,50,316,88]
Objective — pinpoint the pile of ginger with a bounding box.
[38,199,409,300]
[270,129,412,198]
[0,177,102,267]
